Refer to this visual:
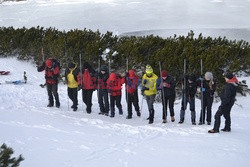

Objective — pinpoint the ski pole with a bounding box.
[159,61,167,122]
[200,59,204,124]
[79,53,83,112]
[126,58,129,115]
[183,59,187,113]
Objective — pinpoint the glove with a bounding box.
[218,105,224,112]
[201,88,206,92]
[166,83,171,88]
[143,79,147,84]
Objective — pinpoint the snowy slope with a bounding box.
[0,57,250,167]
[0,0,250,42]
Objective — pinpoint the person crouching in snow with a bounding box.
[65,62,80,111]
[125,69,141,119]
[78,62,96,114]
[208,73,238,133]
[141,65,158,124]
[157,70,176,123]
[107,72,125,117]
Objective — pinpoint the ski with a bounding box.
[0,71,10,75]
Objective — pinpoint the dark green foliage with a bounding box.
[0,143,24,167]
[0,26,249,95]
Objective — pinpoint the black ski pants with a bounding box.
[47,83,60,106]
[199,94,214,123]
[68,87,78,108]
[82,89,94,113]
[126,91,140,117]
[162,95,175,120]
[213,105,233,132]
[110,95,122,116]
[98,89,109,114]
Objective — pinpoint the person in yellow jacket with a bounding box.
[65,62,80,111]
[142,65,158,124]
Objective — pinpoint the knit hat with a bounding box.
[205,72,213,80]
[46,59,52,68]
[68,62,75,69]
[224,72,234,80]
[145,65,153,74]
[161,70,168,77]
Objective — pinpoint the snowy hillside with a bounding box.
[0,57,250,167]
[0,0,250,42]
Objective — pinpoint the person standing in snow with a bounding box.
[106,72,125,117]
[77,62,96,114]
[179,75,197,125]
[198,72,216,125]
[65,62,80,111]
[141,65,158,124]
[208,73,238,133]
[125,69,141,119]
[97,65,109,116]
[37,58,60,108]
[157,70,176,123]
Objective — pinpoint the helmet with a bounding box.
[145,65,153,75]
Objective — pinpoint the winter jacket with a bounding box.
[65,63,79,88]
[142,73,158,96]
[97,66,109,90]
[219,77,238,111]
[198,79,216,97]
[107,73,125,96]
[126,70,139,95]
[77,63,96,90]
[157,75,176,97]
[37,59,60,85]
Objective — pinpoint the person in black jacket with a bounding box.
[157,70,176,123]
[97,65,109,116]
[179,75,198,125]
[198,72,216,125]
[65,62,80,111]
[208,73,238,133]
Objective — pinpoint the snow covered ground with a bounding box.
[0,0,250,166]
[0,57,250,167]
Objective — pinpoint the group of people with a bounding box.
[37,58,239,134]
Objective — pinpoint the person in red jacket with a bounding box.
[37,58,60,108]
[107,72,125,117]
[125,70,141,119]
[77,62,96,114]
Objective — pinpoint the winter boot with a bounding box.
[192,119,196,125]
[73,107,78,111]
[208,129,219,133]
[148,110,154,124]
[136,111,141,117]
[178,118,184,124]
[171,116,175,122]
[221,128,231,132]
[207,122,211,125]
[162,119,167,123]
[47,103,53,107]
[126,115,132,119]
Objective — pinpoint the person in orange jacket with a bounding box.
[106,72,125,117]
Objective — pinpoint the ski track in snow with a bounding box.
[1,57,250,167]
